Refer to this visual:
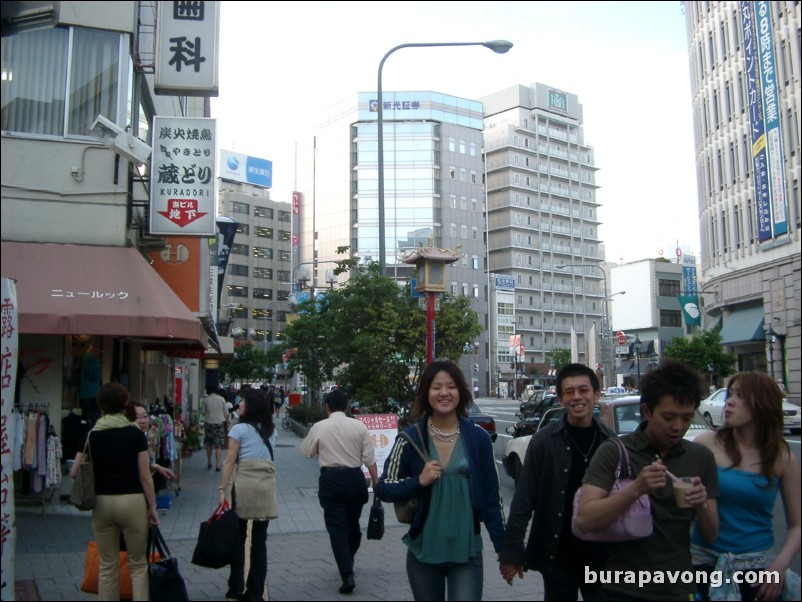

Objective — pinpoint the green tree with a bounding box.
[281,261,482,412]
[221,343,270,383]
[545,348,572,373]
[662,328,737,383]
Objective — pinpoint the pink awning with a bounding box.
[1,241,207,346]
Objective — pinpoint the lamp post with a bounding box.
[633,335,642,388]
[766,325,777,379]
[556,263,610,382]
[377,39,513,274]
[602,290,626,388]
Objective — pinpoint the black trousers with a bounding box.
[317,467,369,578]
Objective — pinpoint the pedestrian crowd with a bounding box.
[72,360,799,601]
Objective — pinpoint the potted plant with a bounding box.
[182,426,200,457]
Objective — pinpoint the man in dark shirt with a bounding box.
[575,359,719,601]
[499,363,616,600]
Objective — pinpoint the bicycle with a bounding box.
[281,409,292,431]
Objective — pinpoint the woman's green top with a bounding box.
[404,436,482,563]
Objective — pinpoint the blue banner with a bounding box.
[740,1,773,242]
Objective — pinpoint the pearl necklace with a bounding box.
[428,418,460,442]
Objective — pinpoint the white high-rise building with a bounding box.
[482,84,608,390]
[683,1,800,397]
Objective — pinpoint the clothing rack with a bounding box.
[14,402,57,506]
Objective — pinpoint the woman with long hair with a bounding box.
[691,372,801,601]
[217,387,277,601]
[376,359,505,601]
[125,401,176,485]
[70,383,158,601]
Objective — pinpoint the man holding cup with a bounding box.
[575,359,720,601]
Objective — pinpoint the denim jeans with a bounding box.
[406,549,483,601]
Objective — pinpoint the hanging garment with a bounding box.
[46,434,63,488]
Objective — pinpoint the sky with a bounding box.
[210,1,699,265]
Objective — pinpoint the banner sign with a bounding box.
[1,277,19,601]
[356,414,399,481]
[150,116,217,236]
[155,0,220,96]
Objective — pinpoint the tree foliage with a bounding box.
[280,261,483,411]
[221,343,270,383]
[662,328,737,381]
[545,348,572,373]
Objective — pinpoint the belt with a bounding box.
[320,466,359,473]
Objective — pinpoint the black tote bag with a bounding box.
[191,501,242,568]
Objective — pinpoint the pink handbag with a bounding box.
[571,438,653,542]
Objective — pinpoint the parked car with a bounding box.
[502,396,713,484]
[699,387,801,434]
[506,416,541,439]
[517,390,559,420]
[468,401,497,442]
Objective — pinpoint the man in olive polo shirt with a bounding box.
[575,359,719,601]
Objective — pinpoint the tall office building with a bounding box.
[303,92,489,392]
[218,174,293,380]
[683,1,800,397]
[482,84,606,390]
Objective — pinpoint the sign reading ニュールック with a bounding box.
[150,116,217,236]
[155,1,220,96]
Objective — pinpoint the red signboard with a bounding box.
[616,331,627,345]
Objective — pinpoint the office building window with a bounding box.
[253,247,272,259]
[278,210,291,222]
[254,206,274,218]
[1,27,126,137]
[236,224,249,235]
[253,288,273,300]
[232,202,250,215]
[231,244,249,256]
[658,279,680,297]
[228,285,248,298]
[229,264,249,277]
[279,230,291,241]
[277,250,291,262]
[254,267,273,280]
[659,310,682,327]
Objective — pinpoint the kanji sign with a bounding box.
[616,331,627,345]
[150,116,217,236]
[155,1,220,96]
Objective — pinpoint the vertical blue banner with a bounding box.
[754,1,788,238]
[740,1,772,242]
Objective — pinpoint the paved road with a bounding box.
[12,409,543,601]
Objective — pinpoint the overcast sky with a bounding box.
[210,1,699,265]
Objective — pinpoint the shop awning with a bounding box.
[1,241,207,346]
[719,305,765,344]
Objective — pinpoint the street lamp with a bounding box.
[556,263,611,383]
[633,335,642,388]
[765,325,777,379]
[377,39,513,274]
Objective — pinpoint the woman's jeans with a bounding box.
[92,493,149,601]
[228,518,269,600]
[406,549,483,601]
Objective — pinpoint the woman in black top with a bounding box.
[71,383,158,600]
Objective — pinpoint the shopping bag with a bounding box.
[191,501,242,568]
[81,541,133,600]
[366,494,385,541]
[70,437,95,511]
[81,539,163,600]
[148,525,189,601]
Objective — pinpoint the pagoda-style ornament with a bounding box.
[402,239,461,293]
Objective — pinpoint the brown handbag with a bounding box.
[70,435,95,511]
[393,422,429,524]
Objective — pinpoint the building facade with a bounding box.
[481,84,607,387]
[217,176,292,384]
[301,91,489,393]
[683,1,800,400]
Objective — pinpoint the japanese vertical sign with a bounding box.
[740,1,788,241]
[155,1,219,96]
[150,116,217,236]
[679,255,701,326]
[1,277,19,601]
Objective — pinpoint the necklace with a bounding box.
[564,427,598,463]
[428,418,460,442]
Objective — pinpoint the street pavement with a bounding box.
[13,406,544,601]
